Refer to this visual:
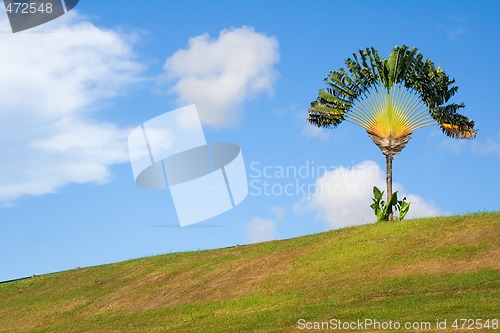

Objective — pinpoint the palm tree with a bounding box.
[308,45,476,220]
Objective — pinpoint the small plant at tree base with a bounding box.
[370,186,411,222]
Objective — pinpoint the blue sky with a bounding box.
[1,0,499,282]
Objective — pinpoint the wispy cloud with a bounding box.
[163,26,279,128]
[270,205,286,220]
[292,110,330,141]
[472,133,500,156]
[294,160,442,229]
[0,13,143,205]
[440,137,466,155]
[245,217,278,243]
[300,124,330,141]
[440,132,500,157]
[438,14,469,41]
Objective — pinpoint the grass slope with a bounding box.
[0,213,499,332]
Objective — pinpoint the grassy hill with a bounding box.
[1,212,499,332]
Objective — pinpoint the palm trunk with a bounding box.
[367,131,409,222]
[386,154,393,221]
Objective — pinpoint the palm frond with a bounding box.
[431,104,477,139]
[308,99,347,128]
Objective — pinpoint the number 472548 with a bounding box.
[5,2,54,14]
[452,319,499,330]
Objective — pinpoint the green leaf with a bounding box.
[389,191,399,206]
[370,186,386,222]
[373,186,383,199]
[398,197,411,221]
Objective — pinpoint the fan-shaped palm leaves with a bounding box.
[308,45,476,220]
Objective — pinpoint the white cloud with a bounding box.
[0,13,143,205]
[163,26,279,128]
[402,193,444,218]
[301,124,330,141]
[294,160,442,229]
[245,217,278,243]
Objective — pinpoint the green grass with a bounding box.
[1,212,499,332]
